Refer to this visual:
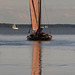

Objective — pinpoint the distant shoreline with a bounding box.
[0,23,75,27]
[0,23,75,35]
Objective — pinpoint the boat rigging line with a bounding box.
[42,0,51,33]
[42,0,49,24]
[28,24,32,33]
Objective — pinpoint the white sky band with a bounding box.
[0,0,75,24]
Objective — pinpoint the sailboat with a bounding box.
[12,24,18,30]
[27,0,52,41]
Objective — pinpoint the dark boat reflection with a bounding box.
[31,41,42,75]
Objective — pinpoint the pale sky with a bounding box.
[0,0,75,24]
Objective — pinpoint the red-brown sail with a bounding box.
[30,0,41,31]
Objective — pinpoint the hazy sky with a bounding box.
[0,0,75,24]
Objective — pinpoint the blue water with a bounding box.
[0,24,75,34]
[0,34,75,75]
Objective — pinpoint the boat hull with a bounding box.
[27,34,52,41]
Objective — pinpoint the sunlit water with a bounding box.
[0,34,75,75]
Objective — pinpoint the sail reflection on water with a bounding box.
[31,41,42,75]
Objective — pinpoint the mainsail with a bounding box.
[30,0,41,31]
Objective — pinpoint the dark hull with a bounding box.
[27,34,52,41]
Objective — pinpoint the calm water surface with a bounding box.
[0,34,75,75]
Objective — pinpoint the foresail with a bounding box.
[30,0,41,31]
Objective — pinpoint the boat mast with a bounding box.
[38,0,41,30]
